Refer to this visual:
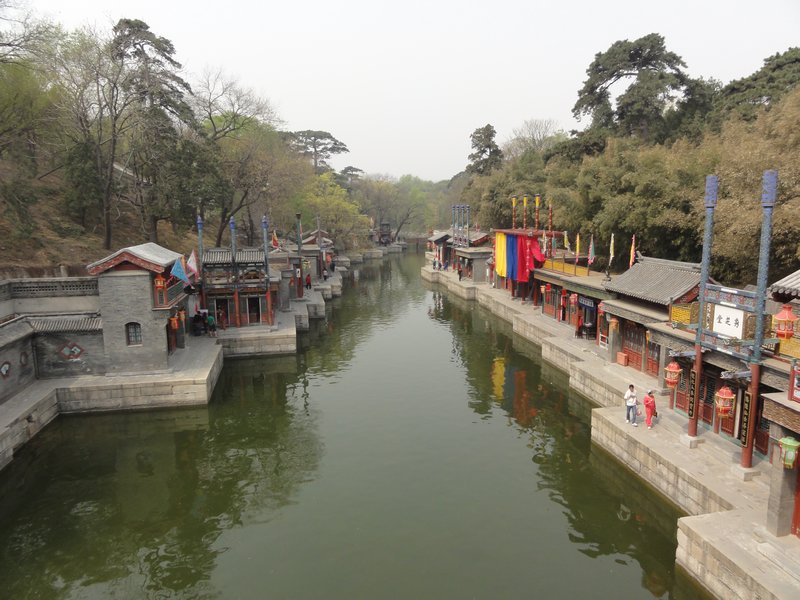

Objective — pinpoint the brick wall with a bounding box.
[98,271,169,374]
[34,332,106,377]
[0,333,36,403]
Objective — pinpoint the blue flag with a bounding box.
[170,257,191,284]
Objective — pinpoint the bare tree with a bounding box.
[0,0,52,63]
[191,69,279,141]
[502,118,565,159]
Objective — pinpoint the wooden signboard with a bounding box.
[738,391,752,445]
[687,370,697,419]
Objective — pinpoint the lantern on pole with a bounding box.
[664,361,682,389]
[714,385,736,418]
[779,437,800,469]
[773,304,798,340]
[154,274,167,306]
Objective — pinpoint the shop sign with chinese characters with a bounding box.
[711,304,745,339]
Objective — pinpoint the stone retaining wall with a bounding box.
[220,330,296,357]
[592,408,734,516]
[58,346,224,413]
[0,387,59,471]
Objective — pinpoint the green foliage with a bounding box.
[573,33,688,142]
[466,124,503,176]
[713,48,800,122]
[287,130,349,174]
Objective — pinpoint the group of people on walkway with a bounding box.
[624,384,658,429]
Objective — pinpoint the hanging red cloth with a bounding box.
[516,236,528,282]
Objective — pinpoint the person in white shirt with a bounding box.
[624,384,638,427]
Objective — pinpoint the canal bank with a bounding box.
[0,252,709,599]
[0,263,349,472]
[423,264,800,600]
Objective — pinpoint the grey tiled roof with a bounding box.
[770,268,800,297]
[87,242,182,271]
[604,255,702,306]
[203,248,268,265]
[28,315,102,333]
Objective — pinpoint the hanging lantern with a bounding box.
[664,361,682,389]
[570,293,578,306]
[545,283,552,293]
[539,285,545,296]
[773,304,798,340]
[779,437,800,469]
[154,274,166,289]
[714,385,736,418]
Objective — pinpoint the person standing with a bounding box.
[643,389,657,429]
[624,384,638,426]
[207,312,217,338]
[305,273,312,289]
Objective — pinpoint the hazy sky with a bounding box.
[26,0,800,181]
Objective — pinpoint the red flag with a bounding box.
[271,231,279,249]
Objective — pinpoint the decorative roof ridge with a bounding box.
[636,255,702,272]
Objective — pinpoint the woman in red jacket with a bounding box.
[643,390,657,429]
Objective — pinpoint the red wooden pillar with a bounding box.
[688,344,703,437]
[234,289,241,327]
[741,362,761,468]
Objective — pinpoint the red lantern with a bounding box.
[664,361,682,389]
[774,304,798,340]
[570,293,578,306]
[714,385,736,418]
[545,283,552,293]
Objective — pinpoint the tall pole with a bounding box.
[316,214,324,273]
[464,204,469,248]
[689,175,718,437]
[548,201,553,258]
[261,215,273,325]
[742,170,777,467]
[534,194,540,233]
[511,196,517,229]
[296,212,304,299]
[522,195,528,230]
[197,214,206,310]
[230,217,240,327]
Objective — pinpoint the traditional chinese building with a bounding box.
[86,242,191,373]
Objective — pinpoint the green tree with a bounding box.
[573,33,688,142]
[713,47,800,122]
[466,124,503,176]
[287,130,348,173]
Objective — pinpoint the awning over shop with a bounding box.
[600,298,668,325]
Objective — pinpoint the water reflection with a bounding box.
[428,293,708,599]
[0,254,711,599]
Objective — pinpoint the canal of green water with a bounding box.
[0,252,711,599]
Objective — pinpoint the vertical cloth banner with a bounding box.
[609,233,615,266]
[575,233,581,265]
[588,235,595,265]
[495,232,507,277]
[516,235,528,282]
[629,234,636,268]
[506,234,518,281]
[563,231,571,251]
